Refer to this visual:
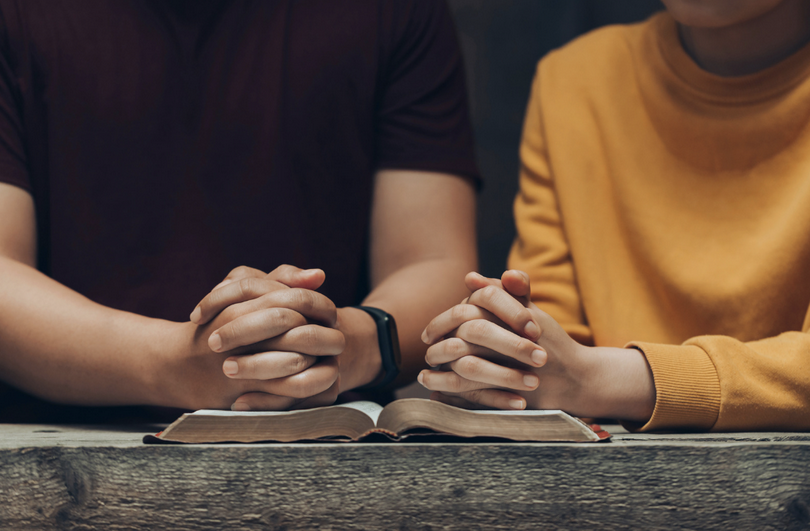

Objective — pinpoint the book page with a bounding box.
[377,399,602,442]
[191,409,298,417]
[191,401,384,423]
[472,409,565,416]
[335,401,384,425]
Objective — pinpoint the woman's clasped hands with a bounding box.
[418,270,656,422]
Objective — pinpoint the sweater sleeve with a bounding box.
[507,64,592,346]
[626,327,810,432]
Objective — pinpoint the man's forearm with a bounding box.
[0,256,170,406]
[362,256,475,383]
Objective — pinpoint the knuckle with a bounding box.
[239,277,262,299]
[277,264,297,275]
[222,321,242,343]
[230,265,251,278]
[220,305,239,323]
[280,309,302,328]
[450,304,469,322]
[510,335,527,354]
[465,320,489,340]
[464,389,484,404]
[296,289,317,313]
[446,373,465,393]
[290,354,311,375]
[515,307,532,325]
[267,307,290,327]
[456,356,482,379]
[480,285,500,303]
[298,326,318,347]
[446,338,467,358]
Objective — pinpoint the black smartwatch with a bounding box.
[352,306,401,391]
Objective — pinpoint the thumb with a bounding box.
[501,270,531,306]
[464,271,503,293]
[267,264,326,290]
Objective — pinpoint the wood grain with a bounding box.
[1,425,809,530]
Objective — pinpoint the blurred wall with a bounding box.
[447,0,663,277]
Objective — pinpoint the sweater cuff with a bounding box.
[621,342,720,432]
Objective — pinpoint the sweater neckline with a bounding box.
[653,12,810,105]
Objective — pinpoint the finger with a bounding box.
[417,368,499,394]
[454,319,547,367]
[425,337,495,367]
[464,271,503,293]
[218,265,267,289]
[468,285,542,341]
[290,378,341,410]
[191,276,290,324]
[231,393,299,411]
[222,351,317,380]
[501,269,531,305]
[417,357,538,394]
[251,288,337,326]
[429,391,488,410]
[422,303,503,345]
[432,389,527,411]
[266,264,326,291]
[210,308,307,352]
[229,325,345,357]
[449,356,539,391]
[257,356,339,399]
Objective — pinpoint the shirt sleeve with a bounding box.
[0,9,29,192]
[507,64,593,345]
[375,0,479,185]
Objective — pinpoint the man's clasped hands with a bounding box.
[185,266,654,420]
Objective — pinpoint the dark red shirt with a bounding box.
[0,0,478,321]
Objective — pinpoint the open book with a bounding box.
[144,398,610,443]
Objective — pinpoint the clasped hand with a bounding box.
[418,270,598,415]
[184,264,344,411]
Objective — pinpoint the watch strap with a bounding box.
[352,306,401,391]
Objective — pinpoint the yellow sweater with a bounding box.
[509,12,810,432]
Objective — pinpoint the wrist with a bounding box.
[334,307,382,392]
[140,319,192,407]
[584,346,656,422]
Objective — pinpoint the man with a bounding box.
[0,0,478,419]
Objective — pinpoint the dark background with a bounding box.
[447,0,663,277]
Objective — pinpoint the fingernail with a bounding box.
[508,399,525,410]
[417,372,425,386]
[231,402,251,411]
[189,306,201,323]
[421,330,430,344]
[524,321,540,339]
[531,349,547,366]
[524,375,539,388]
[223,359,238,376]
[209,333,222,352]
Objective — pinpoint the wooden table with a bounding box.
[1,423,809,530]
